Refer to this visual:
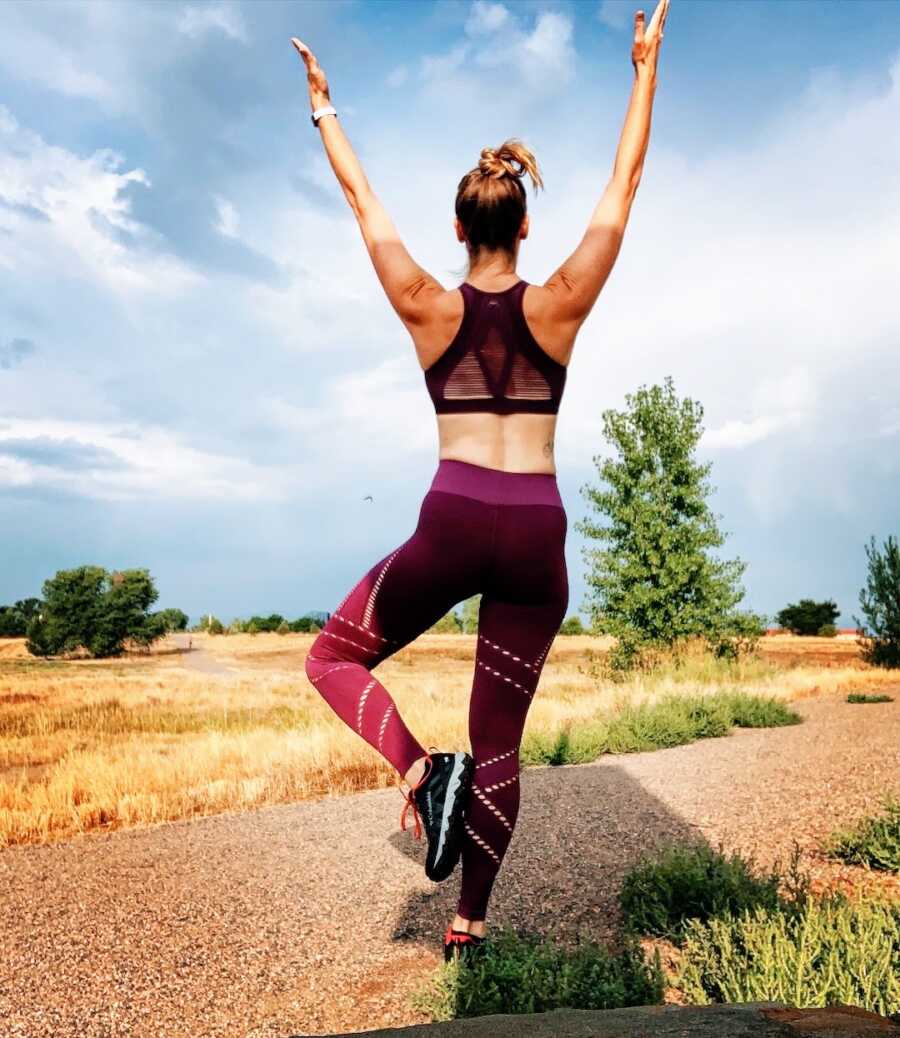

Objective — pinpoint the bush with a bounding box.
[520,691,800,767]
[676,893,900,1017]
[847,692,894,704]
[823,792,900,872]
[410,928,664,1021]
[208,617,225,635]
[817,623,838,637]
[619,841,787,941]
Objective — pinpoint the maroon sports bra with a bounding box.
[423,279,567,416]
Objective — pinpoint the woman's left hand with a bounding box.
[290,37,331,108]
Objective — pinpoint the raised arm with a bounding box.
[290,38,445,331]
[543,0,669,327]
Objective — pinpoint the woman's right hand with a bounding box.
[631,0,669,79]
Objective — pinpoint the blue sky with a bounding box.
[1,0,899,626]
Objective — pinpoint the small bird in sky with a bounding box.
[363,494,373,502]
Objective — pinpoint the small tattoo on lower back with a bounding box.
[542,439,554,456]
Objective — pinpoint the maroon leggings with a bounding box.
[304,458,568,920]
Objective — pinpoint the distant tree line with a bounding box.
[196,613,326,636]
[427,596,586,636]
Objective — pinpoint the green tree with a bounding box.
[154,607,189,632]
[245,613,285,633]
[559,615,585,635]
[855,534,900,668]
[460,594,481,634]
[576,378,763,669]
[26,566,166,657]
[428,608,462,633]
[775,598,839,635]
[0,598,42,636]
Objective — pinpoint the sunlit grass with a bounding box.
[0,633,894,846]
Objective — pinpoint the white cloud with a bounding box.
[0,105,202,296]
[420,6,574,93]
[261,355,435,475]
[703,415,797,450]
[0,419,284,502]
[213,194,240,238]
[386,65,409,88]
[465,1,511,36]
[422,44,470,82]
[0,9,116,105]
[177,3,247,42]
[597,0,632,31]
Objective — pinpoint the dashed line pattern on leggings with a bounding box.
[305,661,358,684]
[464,822,500,864]
[377,703,395,753]
[483,774,518,793]
[321,628,379,658]
[476,659,534,696]
[356,678,376,734]
[476,747,518,770]
[478,634,539,671]
[333,612,397,645]
[362,546,404,630]
[534,635,555,668]
[471,783,513,831]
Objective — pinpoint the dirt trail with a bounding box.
[1,690,897,1038]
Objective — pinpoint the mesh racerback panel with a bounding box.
[424,280,567,416]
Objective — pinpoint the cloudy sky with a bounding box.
[1,0,898,626]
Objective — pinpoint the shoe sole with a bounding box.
[426,752,474,882]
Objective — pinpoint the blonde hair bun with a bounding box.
[477,139,544,192]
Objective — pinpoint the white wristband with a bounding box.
[311,105,337,127]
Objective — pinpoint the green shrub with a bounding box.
[847,692,894,704]
[520,692,800,767]
[676,893,900,1017]
[817,623,838,637]
[410,928,664,1021]
[823,792,900,872]
[619,841,787,940]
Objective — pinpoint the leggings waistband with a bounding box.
[429,458,564,508]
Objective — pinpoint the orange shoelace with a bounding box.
[398,753,434,841]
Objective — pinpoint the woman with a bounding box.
[292,0,668,964]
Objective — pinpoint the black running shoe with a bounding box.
[399,749,474,881]
[443,925,487,964]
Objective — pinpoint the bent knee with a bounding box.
[304,628,376,678]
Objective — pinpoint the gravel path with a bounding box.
[1,689,897,1038]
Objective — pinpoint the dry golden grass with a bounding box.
[0,633,894,847]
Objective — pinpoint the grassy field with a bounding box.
[0,632,894,847]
